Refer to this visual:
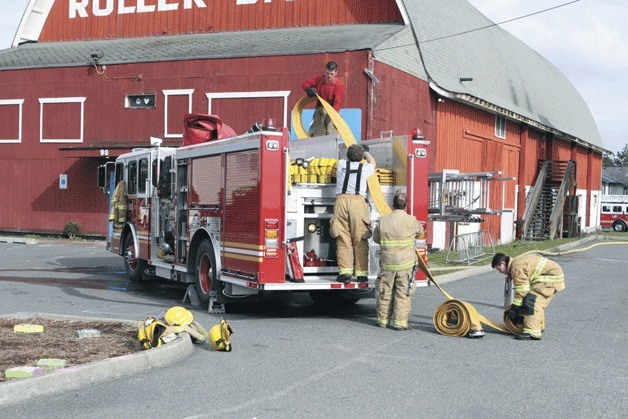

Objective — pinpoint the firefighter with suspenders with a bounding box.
[330,144,376,284]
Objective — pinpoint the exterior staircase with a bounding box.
[521,160,576,241]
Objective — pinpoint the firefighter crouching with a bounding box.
[109,180,128,228]
[329,144,376,283]
[492,253,565,340]
[373,191,424,330]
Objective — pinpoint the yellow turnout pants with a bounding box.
[376,269,413,328]
[332,194,371,277]
[309,107,338,137]
[523,282,563,338]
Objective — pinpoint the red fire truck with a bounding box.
[600,195,628,232]
[99,125,429,312]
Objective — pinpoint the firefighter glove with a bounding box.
[505,307,520,323]
[306,88,317,98]
[521,293,537,316]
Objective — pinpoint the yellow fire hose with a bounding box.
[292,94,628,338]
[291,95,392,216]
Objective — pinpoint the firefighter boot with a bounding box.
[515,332,541,340]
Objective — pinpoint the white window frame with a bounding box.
[206,91,291,128]
[495,114,506,139]
[39,97,86,143]
[163,89,194,138]
[0,99,25,143]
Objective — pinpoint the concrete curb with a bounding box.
[0,236,38,245]
[431,235,599,285]
[0,312,194,408]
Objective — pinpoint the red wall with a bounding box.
[0,52,373,235]
[370,61,436,151]
[39,0,403,42]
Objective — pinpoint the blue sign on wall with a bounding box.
[289,108,362,141]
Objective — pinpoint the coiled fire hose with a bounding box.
[292,94,628,337]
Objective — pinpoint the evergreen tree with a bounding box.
[602,152,615,167]
[613,144,628,166]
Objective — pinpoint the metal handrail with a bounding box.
[521,161,549,239]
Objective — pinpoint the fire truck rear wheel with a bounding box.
[612,221,626,232]
[124,235,146,283]
[195,239,217,305]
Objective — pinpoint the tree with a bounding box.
[613,144,628,166]
[602,152,615,167]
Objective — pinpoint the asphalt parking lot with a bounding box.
[0,237,627,418]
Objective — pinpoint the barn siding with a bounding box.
[0,52,371,235]
[39,0,403,42]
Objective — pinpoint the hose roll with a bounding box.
[433,299,484,337]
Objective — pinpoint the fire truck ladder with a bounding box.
[428,170,507,220]
[521,160,576,241]
[428,170,514,264]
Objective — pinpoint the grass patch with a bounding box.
[427,230,626,273]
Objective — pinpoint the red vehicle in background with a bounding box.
[600,195,628,232]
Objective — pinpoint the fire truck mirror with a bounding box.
[157,156,173,198]
[98,165,107,189]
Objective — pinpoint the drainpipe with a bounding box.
[366,51,375,140]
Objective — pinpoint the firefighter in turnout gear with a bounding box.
[329,144,376,284]
[492,253,565,340]
[109,180,128,228]
[373,192,424,330]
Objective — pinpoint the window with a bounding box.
[138,158,149,194]
[39,97,86,143]
[613,206,622,213]
[495,115,506,139]
[0,99,24,143]
[602,205,611,213]
[163,89,194,138]
[128,161,138,195]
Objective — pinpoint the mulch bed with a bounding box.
[0,318,140,382]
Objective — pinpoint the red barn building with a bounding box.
[0,0,604,249]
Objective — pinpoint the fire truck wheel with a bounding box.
[612,221,626,232]
[309,291,360,306]
[124,235,146,282]
[195,239,217,305]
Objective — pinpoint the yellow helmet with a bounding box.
[164,306,194,327]
[209,318,233,352]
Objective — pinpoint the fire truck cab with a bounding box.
[600,195,628,232]
[100,127,429,312]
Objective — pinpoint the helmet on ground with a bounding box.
[164,306,194,326]
[209,318,234,352]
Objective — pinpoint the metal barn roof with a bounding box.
[393,0,602,149]
[0,24,404,69]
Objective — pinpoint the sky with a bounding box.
[1,0,626,154]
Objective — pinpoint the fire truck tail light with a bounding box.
[266,230,278,239]
[265,238,278,247]
[265,220,279,229]
[264,219,279,258]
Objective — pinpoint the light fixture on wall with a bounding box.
[89,49,105,75]
[437,97,445,103]
[459,77,473,82]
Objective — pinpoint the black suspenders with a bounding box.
[341,160,363,194]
